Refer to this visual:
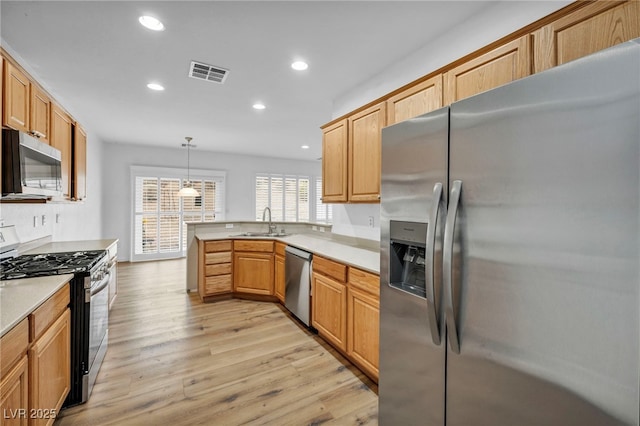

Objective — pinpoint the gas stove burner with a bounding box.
[0,250,107,280]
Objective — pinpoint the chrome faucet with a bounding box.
[262,206,277,234]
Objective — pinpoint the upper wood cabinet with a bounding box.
[2,61,51,143]
[532,1,640,73]
[73,124,87,201]
[386,74,443,125]
[30,85,51,143]
[50,104,73,198]
[321,119,348,203]
[3,61,30,133]
[444,35,531,105]
[348,102,386,203]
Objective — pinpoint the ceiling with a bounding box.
[0,1,498,161]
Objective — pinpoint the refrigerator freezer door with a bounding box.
[379,107,448,425]
[447,40,640,425]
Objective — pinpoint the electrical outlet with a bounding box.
[42,215,47,226]
[225,223,234,229]
[312,226,318,231]
[319,227,325,233]
[368,216,375,228]
[33,216,39,228]
[56,213,61,224]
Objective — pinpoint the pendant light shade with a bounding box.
[177,186,200,197]
[178,137,200,197]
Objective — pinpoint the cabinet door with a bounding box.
[0,355,28,426]
[73,124,87,200]
[233,252,274,295]
[312,272,347,352]
[3,61,30,133]
[50,105,73,198]
[444,35,531,105]
[322,119,348,203]
[347,287,380,382]
[387,74,443,125]
[29,309,70,425]
[348,102,386,202]
[274,254,285,303]
[30,85,51,143]
[533,1,640,73]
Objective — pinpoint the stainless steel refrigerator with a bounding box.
[379,38,640,426]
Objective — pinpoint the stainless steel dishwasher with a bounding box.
[284,246,313,327]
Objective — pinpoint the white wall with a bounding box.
[329,0,572,242]
[102,142,321,261]
[1,133,105,244]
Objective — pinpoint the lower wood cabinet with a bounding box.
[0,284,70,426]
[233,240,274,296]
[347,268,380,382]
[274,242,286,303]
[198,240,233,299]
[0,317,29,426]
[29,308,70,426]
[0,355,29,426]
[312,272,348,352]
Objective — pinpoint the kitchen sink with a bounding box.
[231,232,290,238]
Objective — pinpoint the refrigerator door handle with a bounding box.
[444,180,462,354]
[426,182,444,345]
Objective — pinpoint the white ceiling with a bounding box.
[0,1,499,161]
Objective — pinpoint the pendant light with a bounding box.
[177,137,200,197]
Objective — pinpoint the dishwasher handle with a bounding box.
[285,245,313,261]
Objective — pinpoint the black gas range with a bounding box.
[0,250,107,279]
[1,249,110,407]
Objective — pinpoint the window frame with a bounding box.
[130,165,226,262]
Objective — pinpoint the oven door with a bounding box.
[86,270,109,400]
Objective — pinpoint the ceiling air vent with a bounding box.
[188,61,229,84]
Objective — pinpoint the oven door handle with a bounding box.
[90,273,110,297]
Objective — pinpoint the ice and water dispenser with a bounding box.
[389,220,427,298]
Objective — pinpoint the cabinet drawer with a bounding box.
[275,242,287,257]
[0,318,29,378]
[348,268,379,296]
[313,256,347,283]
[206,263,232,276]
[30,283,70,341]
[205,274,232,294]
[205,252,232,265]
[234,240,274,253]
[205,240,232,253]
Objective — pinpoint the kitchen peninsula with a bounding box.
[186,221,382,382]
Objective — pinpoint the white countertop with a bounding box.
[23,239,118,255]
[0,274,73,337]
[195,232,379,274]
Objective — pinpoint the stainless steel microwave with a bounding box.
[1,129,63,198]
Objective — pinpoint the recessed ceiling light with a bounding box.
[252,103,266,110]
[147,83,165,91]
[301,145,310,149]
[139,16,165,31]
[291,61,308,71]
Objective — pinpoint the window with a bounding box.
[315,178,332,224]
[132,166,225,261]
[254,174,330,224]
[255,174,309,222]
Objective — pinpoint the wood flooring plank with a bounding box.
[54,258,378,425]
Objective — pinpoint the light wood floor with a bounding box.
[55,259,378,426]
